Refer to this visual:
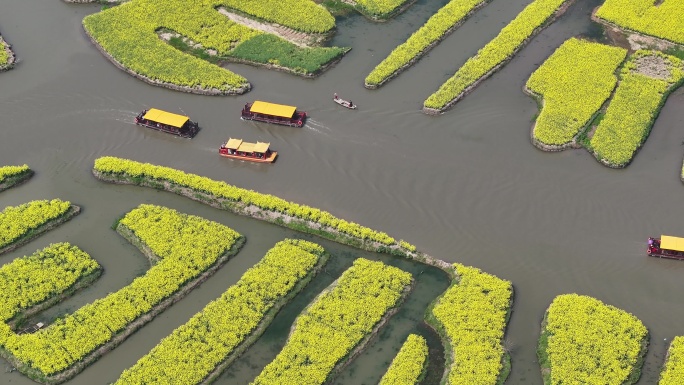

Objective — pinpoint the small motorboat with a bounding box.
[333,93,357,110]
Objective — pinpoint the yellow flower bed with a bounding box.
[84,0,258,92]
[94,156,396,245]
[219,0,334,33]
[0,204,242,376]
[0,164,29,183]
[115,239,326,385]
[659,336,684,385]
[0,199,72,249]
[424,0,569,110]
[595,0,684,45]
[0,243,101,322]
[526,38,627,146]
[365,0,488,87]
[355,0,411,19]
[541,294,648,385]
[251,258,412,385]
[83,0,339,92]
[430,263,512,385]
[378,334,428,385]
[0,37,8,67]
[590,51,684,167]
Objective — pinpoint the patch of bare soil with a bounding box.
[627,33,674,51]
[634,55,671,79]
[217,8,327,47]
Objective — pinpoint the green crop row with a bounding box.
[590,51,684,167]
[93,156,397,246]
[251,258,412,385]
[429,263,512,385]
[540,294,648,385]
[115,239,326,385]
[0,204,242,378]
[365,0,488,88]
[229,34,349,75]
[218,0,334,34]
[526,38,627,146]
[0,243,101,322]
[659,336,684,385]
[378,334,428,385]
[595,0,684,45]
[0,199,72,250]
[424,0,569,111]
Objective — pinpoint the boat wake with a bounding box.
[305,119,332,132]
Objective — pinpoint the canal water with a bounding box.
[0,0,683,384]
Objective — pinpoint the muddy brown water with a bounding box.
[1,0,684,384]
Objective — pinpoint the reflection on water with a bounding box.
[1,0,684,384]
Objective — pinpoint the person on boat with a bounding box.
[348,100,353,107]
[334,93,338,100]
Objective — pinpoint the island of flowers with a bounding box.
[92,156,403,251]
[0,35,15,71]
[0,164,34,192]
[250,258,413,385]
[115,239,328,385]
[659,336,684,385]
[81,0,348,94]
[593,0,684,46]
[589,50,684,168]
[423,0,572,114]
[351,0,419,21]
[378,334,428,385]
[0,243,102,330]
[364,0,490,89]
[427,263,512,385]
[538,294,648,385]
[0,204,243,384]
[0,199,80,256]
[92,157,513,384]
[525,38,627,150]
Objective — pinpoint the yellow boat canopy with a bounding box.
[250,101,296,118]
[143,108,189,128]
[660,235,684,252]
[225,138,271,153]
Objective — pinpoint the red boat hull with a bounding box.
[219,151,277,163]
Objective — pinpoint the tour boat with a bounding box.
[135,108,199,138]
[333,93,357,109]
[241,101,307,127]
[219,138,277,163]
[647,236,684,260]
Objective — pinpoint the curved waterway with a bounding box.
[1,0,684,384]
